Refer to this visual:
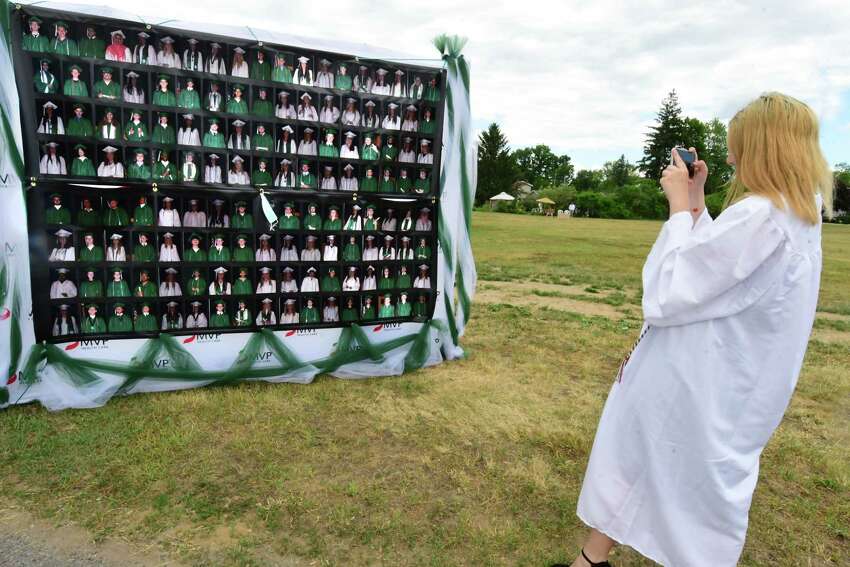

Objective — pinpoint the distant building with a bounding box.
[512,180,534,197]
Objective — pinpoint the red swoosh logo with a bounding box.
[372,325,383,332]
[65,341,80,351]
[284,330,296,337]
[0,308,10,320]
[6,373,16,385]
[182,336,196,344]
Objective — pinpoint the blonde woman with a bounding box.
[559,93,833,567]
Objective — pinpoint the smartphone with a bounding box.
[672,147,696,178]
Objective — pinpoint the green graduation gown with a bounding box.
[252,170,273,186]
[360,177,378,192]
[361,305,376,319]
[133,205,154,225]
[342,244,360,262]
[81,316,107,334]
[177,89,201,109]
[34,71,57,93]
[102,207,129,226]
[152,161,175,181]
[209,311,230,328]
[108,314,133,332]
[124,122,149,142]
[419,120,436,135]
[413,301,428,318]
[250,61,271,81]
[303,214,322,231]
[341,307,358,322]
[23,33,50,52]
[396,302,412,317]
[361,145,380,161]
[396,274,412,288]
[423,86,440,102]
[298,173,316,189]
[134,281,157,297]
[232,246,253,262]
[203,131,226,148]
[79,280,103,298]
[414,178,430,194]
[364,218,379,231]
[184,247,206,262]
[226,98,248,113]
[379,305,395,318]
[134,244,155,262]
[232,278,252,295]
[186,277,207,296]
[232,213,254,229]
[67,117,94,137]
[272,65,292,83]
[319,144,338,158]
[382,146,398,162]
[300,307,319,324]
[415,246,432,260]
[378,277,394,291]
[379,179,396,193]
[253,100,274,117]
[46,206,71,224]
[77,208,100,227]
[397,177,412,193]
[63,79,89,97]
[79,37,105,58]
[277,215,300,230]
[207,246,231,262]
[234,309,252,327]
[151,126,176,146]
[71,157,96,177]
[106,280,131,297]
[79,246,104,262]
[324,218,342,231]
[253,133,274,151]
[94,80,120,99]
[51,37,79,56]
[152,89,177,106]
[127,162,152,180]
[334,75,352,90]
[321,277,341,292]
[134,313,158,331]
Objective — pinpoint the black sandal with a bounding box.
[549,548,613,567]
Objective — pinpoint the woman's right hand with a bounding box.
[660,149,691,216]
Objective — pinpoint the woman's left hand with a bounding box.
[660,149,691,216]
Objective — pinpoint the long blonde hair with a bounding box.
[725,92,834,224]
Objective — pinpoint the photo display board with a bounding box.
[13,6,445,342]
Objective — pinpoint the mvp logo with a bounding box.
[0,172,11,185]
[66,340,108,351]
[284,329,318,337]
[0,308,10,320]
[255,351,274,362]
[183,333,222,344]
[153,359,171,368]
[373,323,402,332]
[4,242,15,255]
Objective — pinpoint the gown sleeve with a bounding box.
[642,197,786,327]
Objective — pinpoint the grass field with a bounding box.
[1,212,848,566]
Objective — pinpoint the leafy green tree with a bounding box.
[573,169,604,192]
[834,163,850,220]
[603,154,636,188]
[513,144,574,190]
[537,185,577,211]
[639,90,688,181]
[702,118,733,194]
[476,123,518,205]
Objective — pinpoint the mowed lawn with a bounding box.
[0,212,848,566]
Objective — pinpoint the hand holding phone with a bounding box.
[671,147,696,178]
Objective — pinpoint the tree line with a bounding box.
[478,90,849,222]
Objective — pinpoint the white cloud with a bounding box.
[38,0,850,167]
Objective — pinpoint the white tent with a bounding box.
[488,192,515,209]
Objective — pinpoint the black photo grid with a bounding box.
[14,7,445,342]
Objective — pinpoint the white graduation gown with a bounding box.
[577,196,822,567]
[178,128,201,146]
[231,61,249,77]
[256,311,277,326]
[159,244,180,262]
[256,280,277,294]
[159,282,182,297]
[40,156,67,175]
[300,277,319,293]
[280,279,298,293]
[183,211,206,227]
[49,247,75,262]
[342,277,360,291]
[185,313,207,328]
[322,245,338,261]
[158,209,181,227]
[276,105,296,120]
[157,51,181,68]
[50,279,78,299]
[97,162,123,178]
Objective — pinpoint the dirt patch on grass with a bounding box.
[811,328,850,344]
[0,506,177,566]
[476,280,626,319]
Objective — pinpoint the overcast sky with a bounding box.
[40,0,850,170]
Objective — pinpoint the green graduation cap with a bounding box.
[189,233,202,241]
[69,64,83,73]
[232,83,246,91]
[73,143,87,151]
[236,233,248,241]
[235,200,247,207]
[113,302,126,309]
[157,74,170,82]
[29,16,43,24]
[133,147,147,155]
[110,266,124,273]
[100,66,114,74]
[54,20,69,29]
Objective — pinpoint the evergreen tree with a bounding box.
[603,154,635,188]
[639,90,687,181]
[477,123,517,205]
